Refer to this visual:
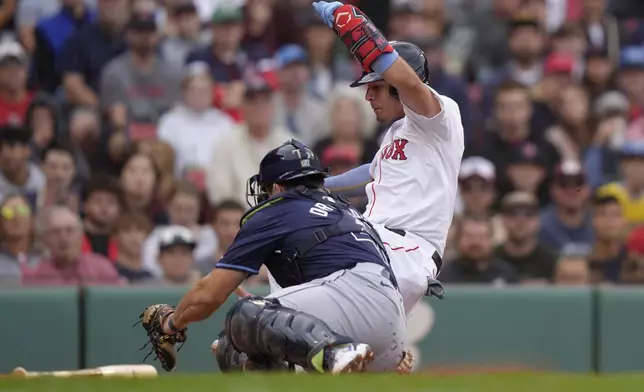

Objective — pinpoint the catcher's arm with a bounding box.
[165,269,248,332]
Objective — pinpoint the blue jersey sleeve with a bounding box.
[215,206,286,275]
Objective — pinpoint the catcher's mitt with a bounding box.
[138,304,187,372]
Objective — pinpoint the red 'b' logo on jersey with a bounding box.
[381,139,409,161]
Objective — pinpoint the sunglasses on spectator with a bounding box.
[554,176,585,189]
[1,205,31,220]
[502,207,538,218]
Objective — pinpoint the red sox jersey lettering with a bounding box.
[380,139,409,161]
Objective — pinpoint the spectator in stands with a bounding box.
[540,161,594,251]
[579,0,621,66]
[67,106,99,183]
[206,78,292,208]
[387,0,431,41]
[321,146,360,176]
[596,142,644,226]
[480,16,546,118]
[300,9,356,99]
[35,141,79,212]
[24,93,61,164]
[32,0,96,92]
[160,2,203,68]
[155,225,200,285]
[440,215,519,285]
[588,194,627,283]
[143,181,217,276]
[100,10,182,144]
[550,23,588,61]
[504,146,551,206]
[119,151,165,223]
[23,206,121,285]
[186,7,245,84]
[545,84,593,163]
[312,84,378,165]
[197,199,244,275]
[81,177,123,260]
[272,44,326,145]
[137,139,176,202]
[621,226,644,284]
[0,193,39,284]
[617,46,644,120]
[494,191,557,283]
[59,0,129,107]
[0,41,33,126]
[243,0,284,60]
[0,125,45,201]
[112,212,154,283]
[467,82,559,204]
[583,48,616,99]
[553,247,592,286]
[158,63,235,179]
[17,0,75,52]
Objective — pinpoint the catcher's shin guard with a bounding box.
[213,332,292,373]
[224,296,352,370]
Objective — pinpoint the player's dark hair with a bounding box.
[277,174,326,191]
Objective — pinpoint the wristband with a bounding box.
[371,51,399,76]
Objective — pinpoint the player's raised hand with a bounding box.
[312,1,343,28]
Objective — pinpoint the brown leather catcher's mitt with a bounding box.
[138,304,187,372]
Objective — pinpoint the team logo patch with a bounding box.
[381,139,409,161]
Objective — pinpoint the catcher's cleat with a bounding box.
[396,350,414,375]
[320,343,374,374]
[212,338,292,373]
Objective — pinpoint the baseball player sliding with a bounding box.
[138,140,407,374]
[314,1,465,315]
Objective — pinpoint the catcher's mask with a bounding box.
[245,139,328,207]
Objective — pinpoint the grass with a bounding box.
[2,373,644,392]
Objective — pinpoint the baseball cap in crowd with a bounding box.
[618,141,644,158]
[322,145,359,167]
[553,160,586,187]
[274,45,308,68]
[127,11,157,32]
[244,74,274,99]
[390,0,424,15]
[507,15,540,32]
[211,7,243,25]
[459,156,495,183]
[620,46,644,70]
[593,91,630,117]
[507,143,547,167]
[500,191,538,214]
[0,41,27,66]
[544,52,576,75]
[158,226,197,252]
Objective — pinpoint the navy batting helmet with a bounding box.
[349,41,430,96]
[246,139,328,206]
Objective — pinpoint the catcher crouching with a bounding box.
[138,140,412,374]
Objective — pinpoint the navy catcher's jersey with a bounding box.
[215,190,392,289]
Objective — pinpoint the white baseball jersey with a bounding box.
[364,87,464,256]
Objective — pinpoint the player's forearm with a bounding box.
[167,279,225,330]
[324,163,371,197]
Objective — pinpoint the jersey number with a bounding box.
[309,202,335,217]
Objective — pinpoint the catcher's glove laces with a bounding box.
[136,304,188,371]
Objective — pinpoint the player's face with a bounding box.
[364,81,404,124]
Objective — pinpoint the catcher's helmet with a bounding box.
[349,41,430,94]
[246,139,328,206]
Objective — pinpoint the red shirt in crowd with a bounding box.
[22,253,123,286]
[0,91,34,126]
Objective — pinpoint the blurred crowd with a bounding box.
[0,0,643,287]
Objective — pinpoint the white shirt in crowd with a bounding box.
[365,87,465,255]
[206,125,294,208]
[157,104,236,176]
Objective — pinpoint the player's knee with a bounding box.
[225,296,278,350]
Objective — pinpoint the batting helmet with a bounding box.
[349,41,430,96]
[246,139,328,206]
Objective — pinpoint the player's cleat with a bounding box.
[312,343,374,374]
